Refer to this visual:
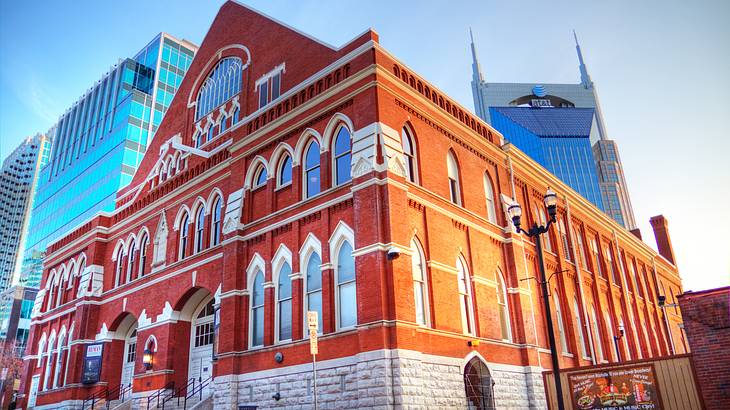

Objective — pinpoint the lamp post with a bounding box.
[507,188,565,410]
[613,322,625,362]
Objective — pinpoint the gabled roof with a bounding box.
[490,107,595,137]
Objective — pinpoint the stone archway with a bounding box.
[464,356,495,410]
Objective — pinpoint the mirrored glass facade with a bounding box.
[20,33,197,287]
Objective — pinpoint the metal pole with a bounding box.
[613,336,622,362]
[536,230,566,410]
[312,354,319,410]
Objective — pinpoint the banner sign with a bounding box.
[568,364,661,409]
[82,343,104,384]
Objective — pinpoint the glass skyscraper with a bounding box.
[20,33,198,287]
[470,30,636,229]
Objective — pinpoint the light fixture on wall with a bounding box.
[143,348,154,370]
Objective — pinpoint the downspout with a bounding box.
[564,196,597,365]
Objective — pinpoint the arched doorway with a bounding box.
[464,356,495,410]
[188,298,215,396]
[121,327,137,388]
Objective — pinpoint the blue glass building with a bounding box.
[489,106,604,210]
[20,33,198,287]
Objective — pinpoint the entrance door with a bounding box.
[189,299,215,398]
[120,329,137,388]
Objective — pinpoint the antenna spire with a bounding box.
[573,30,592,87]
[470,28,484,83]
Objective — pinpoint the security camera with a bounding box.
[272,392,281,401]
[387,247,401,260]
[658,295,666,306]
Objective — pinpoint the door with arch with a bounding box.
[189,299,215,397]
[464,356,495,410]
[120,327,137,388]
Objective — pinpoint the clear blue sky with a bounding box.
[1,0,728,291]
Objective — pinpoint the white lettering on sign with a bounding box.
[86,344,103,358]
[530,99,552,108]
[307,311,319,331]
[309,328,318,355]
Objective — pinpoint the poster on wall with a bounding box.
[567,364,661,409]
[82,343,104,384]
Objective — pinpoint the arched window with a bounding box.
[335,241,356,329]
[402,126,417,183]
[179,213,189,260]
[211,197,222,246]
[139,233,149,277]
[42,336,55,390]
[464,357,495,410]
[496,270,511,341]
[196,57,243,120]
[574,229,587,270]
[232,107,240,124]
[333,126,352,186]
[276,262,292,342]
[457,257,475,335]
[219,115,227,134]
[53,331,66,388]
[194,131,204,148]
[591,306,604,362]
[305,252,323,334]
[253,165,267,189]
[277,154,293,187]
[553,291,569,353]
[574,298,588,357]
[126,239,136,283]
[411,239,429,326]
[194,207,205,253]
[447,151,461,205]
[168,160,176,178]
[56,274,66,307]
[559,220,573,262]
[304,141,321,198]
[207,124,215,142]
[250,270,265,347]
[483,172,497,224]
[159,163,167,183]
[115,247,125,287]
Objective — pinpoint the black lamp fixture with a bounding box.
[143,348,154,370]
[507,187,565,410]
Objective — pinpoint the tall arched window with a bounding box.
[250,270,265,347]
[211,197,222,246]
[457,257,475,335]
[559,220,573,262]
[574,298,588,357]
[52,331,66,388]
[232,107,240,124]
[484,172,497,224]
[591,306,604,362]
[194,131,204,148]
[304,141,321,198]
[253,165,267,189]
[126,239,136,282]
[574,229,587,270]
[411,239,429,326]
[42,336,55,391]
[276,262,292,342]
[196,57,243,120]
[139,233,149,277]
[220,115,228,134]
[336,241,356,329]
[179,213,189,260]
[464,357,495,410]
[194,207,205,253]
[305,252,323,334]
[277,154,292,187]
[402,126,417,183]
[553,291,569,353]
[496,270,511,341]
[447,151,461,205]
[333,126,352,186]
[115,247,125,287]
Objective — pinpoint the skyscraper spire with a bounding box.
[470,28,484,83]
[574,30,592,88]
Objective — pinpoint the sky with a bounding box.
[1,0,728,291]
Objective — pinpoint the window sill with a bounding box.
[275,182,292,192]
[561,352,574,358]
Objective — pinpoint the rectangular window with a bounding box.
[258,82,268,109]
[271,72,281,100]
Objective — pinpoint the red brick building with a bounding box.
[18,2,686,409]
[678,286,730,410]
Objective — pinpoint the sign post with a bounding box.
[307,311,319,410]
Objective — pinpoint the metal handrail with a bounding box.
[161,378,196,409]
[146,381,174,409]
[81,385,112,410]
[179,376,212,409]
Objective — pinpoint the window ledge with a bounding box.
[274,182,292,192]
[561,352,574,358]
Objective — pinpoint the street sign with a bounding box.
[309,328,318,355]
[307,311,318,331]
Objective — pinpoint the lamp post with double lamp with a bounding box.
[507,188,565,410]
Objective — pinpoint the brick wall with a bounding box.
[678,286,730,410]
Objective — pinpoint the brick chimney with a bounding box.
[630,228,642,240]
[650,215,676,264]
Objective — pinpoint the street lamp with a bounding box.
[613,322,625,362]
[507,188,566,410]
[143,348,154,370]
